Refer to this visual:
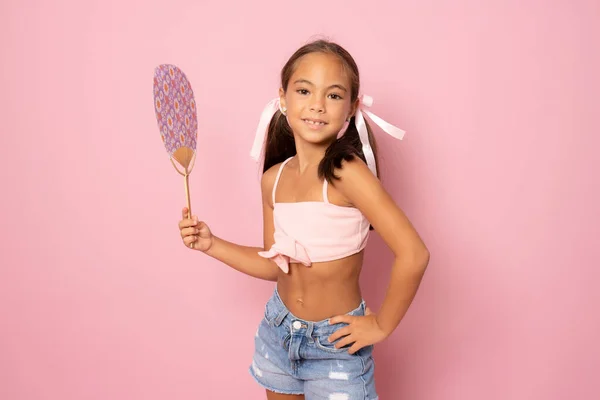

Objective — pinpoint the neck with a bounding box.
[293,141,330,174]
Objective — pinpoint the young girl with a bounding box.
[178,40,429,400]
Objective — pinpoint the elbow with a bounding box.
[396,243,430,272]
[411,245,429,273]
[411,233,430,266]
[420,246,430,270]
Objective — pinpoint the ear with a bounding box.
[349,97,360,120]
[279,87,286,110]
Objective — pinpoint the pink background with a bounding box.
[1,0,599,399]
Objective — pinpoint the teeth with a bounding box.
[305,120,325,126]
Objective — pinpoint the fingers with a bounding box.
[328,326,351,343]
[178,209,198,230]
[178,219,197,231]
[179,208,208,250]
[180,226,199,238]
[180,207,198,249]
[328,314,354,325]
[183,235,197,247]
[334,334,355,350]
[180,207,196,222]
[181,207,195,221]
[347,342,363,355]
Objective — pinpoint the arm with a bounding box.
[334,158,430,336]
[204,236,279,281]
[184,165,281,282]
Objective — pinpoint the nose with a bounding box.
[309,96,325,113]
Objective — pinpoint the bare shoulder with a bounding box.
[333,156,381,198]
[261,162,283,206]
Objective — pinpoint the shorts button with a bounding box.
[292,321,302,330]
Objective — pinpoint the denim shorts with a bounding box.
[249,288,378,399]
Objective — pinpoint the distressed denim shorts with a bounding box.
[249,288,378,399]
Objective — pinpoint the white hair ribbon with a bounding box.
[355,94,405,175]
[250,98,281,161]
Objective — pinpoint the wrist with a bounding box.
[375,315,394,338]
[204,235,219,255]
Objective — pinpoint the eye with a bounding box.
[328,94,343,100]
[297,89,309,95]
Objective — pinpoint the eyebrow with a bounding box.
[293,79,348,92]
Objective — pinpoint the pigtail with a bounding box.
[262,111,297,173]
[318,117,380,183]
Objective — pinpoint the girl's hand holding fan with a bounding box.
[178,207,214,252]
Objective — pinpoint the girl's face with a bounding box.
[280,52,358,147]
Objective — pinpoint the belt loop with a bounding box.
[271,287,289,327]
[274,307,288,327]
[305,321,314,343]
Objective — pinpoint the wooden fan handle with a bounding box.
[170,158,193,218]
[184,171,194,249]
[184,171,192,219]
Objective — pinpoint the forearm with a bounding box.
[204,236,280,281]
[376,253,429,336]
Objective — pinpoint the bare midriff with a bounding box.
[276,251,364,321]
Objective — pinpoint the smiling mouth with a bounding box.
[302,119,328,126]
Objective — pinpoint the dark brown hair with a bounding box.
[262,40,379,182]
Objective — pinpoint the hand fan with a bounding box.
[153,64,198,221]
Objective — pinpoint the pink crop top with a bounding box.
[258,156,370,273]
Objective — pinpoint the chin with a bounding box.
[295,129,337,146]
